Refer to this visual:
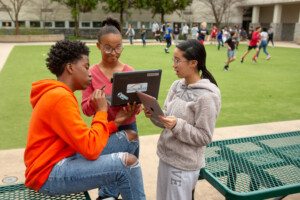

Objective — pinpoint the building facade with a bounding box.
[0,0,299,41]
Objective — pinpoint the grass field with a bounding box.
[0,43,299,150]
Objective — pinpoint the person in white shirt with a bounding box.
[152,21,159,36]
[182,24,189,40]
[191,24,199,39]
[257,27,271,60]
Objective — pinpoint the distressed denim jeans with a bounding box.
[39,130,145,200]
[99,121,140,198]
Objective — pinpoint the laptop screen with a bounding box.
[109,69,162,107]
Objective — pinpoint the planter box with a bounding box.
[0,34,64,42]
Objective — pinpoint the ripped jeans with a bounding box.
[39,130,145,200]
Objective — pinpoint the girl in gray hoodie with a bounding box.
[144,39,221,200]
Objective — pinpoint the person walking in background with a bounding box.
[217,30,224,50]
[233,25,241,49]
[222,26,229,43]
[141,24,147,47]
[197,22,209,45]
[161,22,166,41]
[155,27,162,42]
[191,24,199,39]
[224,31,236,71]
[126,24,135,45]
[241,26,261,63]
[240,28,247,41]
[210,25,218,45]
[182,23,189,40]
[173,23,180,45]
[144,39,221,200]
[268,26,274,47]
[257,27,271,60]
[247,26,253,43]
[164,23,173,54]
[152,21,159,36]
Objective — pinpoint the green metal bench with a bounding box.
[195,131,300,200]
[0,183,91,200]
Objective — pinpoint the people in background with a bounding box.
[257,27,271,60]
[182,23,189,40]
[224,31,236,71]
[241,26,261,63]
[126,24,135,45]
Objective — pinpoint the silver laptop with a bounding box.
[107,69,162,107]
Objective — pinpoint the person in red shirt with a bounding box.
[24,40,145,199]
[210,25,218,45]
[241,26,261,63]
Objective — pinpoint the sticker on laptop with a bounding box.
[147,72,160,77]
[127,83,148,93]
[117,92,129,100]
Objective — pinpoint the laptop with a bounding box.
[136,91,164,127]
[106,69,162,107]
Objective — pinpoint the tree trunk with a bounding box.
[160,9,165,24]
[15,15,19,35]
[75,14,79,37]
[120,7,124,34]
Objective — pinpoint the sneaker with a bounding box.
[240,58,244,63]
[252,58,257,63]
[223,66,228,71]
[164,48,168,53]
[266,55,271,60]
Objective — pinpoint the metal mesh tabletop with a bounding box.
[200,131,300,200]
[0,183,91,200]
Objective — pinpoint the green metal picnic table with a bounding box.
[197,131,300,200]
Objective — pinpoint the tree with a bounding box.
[0,0,31,35]
[52,0,98,37]
[147,0,192,24]
[201,0,242,30]
[99,0,147,32]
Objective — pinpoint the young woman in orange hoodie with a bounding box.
[24,40,145,200]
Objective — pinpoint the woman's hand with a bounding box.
[158,115,178,130]
[143,107,152,118]
[114,102,141,127]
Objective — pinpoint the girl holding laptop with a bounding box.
[144,39,221,200]
[81,17,141,200]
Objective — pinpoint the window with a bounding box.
[93,21,101,28]
[55,21,65,28]
[44,22,52,28]
[69,21,75,28]
[141,22,150,28]
[18,21,25,28]
[30,21,41,28]
[81,22,90,28]
[128,21,137,28]
[2,22,12,27]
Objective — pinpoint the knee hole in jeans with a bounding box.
[121,153,139,167]
[124,129,138,141]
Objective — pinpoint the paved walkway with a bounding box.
[0,41,299,199]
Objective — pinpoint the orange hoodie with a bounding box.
[24,79,117,191]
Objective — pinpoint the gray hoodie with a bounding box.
[154,79,221,171]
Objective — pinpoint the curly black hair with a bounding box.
[46,40,90,77]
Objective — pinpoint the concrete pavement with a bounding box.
[0,41,299,199]
[1,120,300,199]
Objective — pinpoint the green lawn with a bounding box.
[0,43,299,150]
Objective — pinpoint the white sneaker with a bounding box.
[266,55,271,60]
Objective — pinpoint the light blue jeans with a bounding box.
[39,131,145,200]
[258,40,269,57]
[99,121,139,198]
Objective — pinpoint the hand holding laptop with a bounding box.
[114,102,141,127]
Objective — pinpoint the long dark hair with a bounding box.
[97,17,121,43]
[176,39,218,86]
